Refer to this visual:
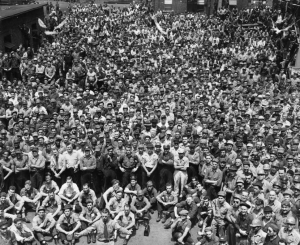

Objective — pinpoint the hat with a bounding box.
[229,165,238,171]
[38,206,45,212]
[226,140,234,145]
[253,181,263,190]
[281,200,291,207]
[64,204,72,210]
[240,202,251,209]
[268,223,279,233]
[178,148,185,154]
[218,191,226,197]
[179,210,189,216]
[264,206,273,213]
[250,219,262,227]
[283,189,294,197]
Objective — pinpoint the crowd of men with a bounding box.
[1,1,300,245]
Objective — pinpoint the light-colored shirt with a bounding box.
[143,152,158,168]
[9,223,33,242]
[32,213,56,231]
[63,151,80,168]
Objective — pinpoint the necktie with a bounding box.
[104,221,109,240]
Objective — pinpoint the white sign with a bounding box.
[164,0,172,4]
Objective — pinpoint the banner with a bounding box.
[229,0,237,5]
[197,0,204,4]
[38,18,47,29]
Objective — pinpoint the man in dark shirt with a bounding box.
[97,146,119,193]
[264,223,280,245]
[118,146,140,188]
[142,181,158,213]
[235,202,253,244]
[171,210,194,245]
[171,194,197,228]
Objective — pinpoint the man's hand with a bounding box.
[120,167,125,173]
[74,232,81,238]
[239,229,247,236]
[55,173,61,178]
[177,237,184,244]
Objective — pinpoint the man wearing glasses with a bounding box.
[264,223,280,245]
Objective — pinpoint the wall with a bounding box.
[154,0,187,13]
[0,7,44,51]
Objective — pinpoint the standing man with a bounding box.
[63,144,80,186]
[28,146,46,189]
[141,143,159,189]
[174,148,189,198]
[203,159,223,200]
[158,145,174,192]
[79,146,96,190]
[75,208,132,245]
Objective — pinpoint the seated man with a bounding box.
[124,175,141,203]
[99,179,123,210]
[0,208,16,244]
[184,176,200,195]
[58,176,80,212]
[156,183,178,227]
[171,210,194,245]
[74,208,132,243]
[130,190,151,233]
[32,206,59,245]
[39,173,59,198]
[195,227,219,245]
[78,183,97,211]
[107,191,126,218]
[114,204,135,245]
[20,180,42,222]
[0,192,14,214]
[142,181,158,213]
[41,190,63,219]
[7,186,24,217]
[79,199,101,244]
[56,204,81,245]
[9,217,35,245]
[172,194,198,227]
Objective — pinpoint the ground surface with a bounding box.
[25,210,200,245]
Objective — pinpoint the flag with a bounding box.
[38,18,47,28]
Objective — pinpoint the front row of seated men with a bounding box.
[0,174,197,245]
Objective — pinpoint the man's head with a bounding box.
[102,208,110,222]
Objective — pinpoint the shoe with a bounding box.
[24,218,30,223]
[144,224,150,236]
[87,234,91,244]
[92,233,96,243]
[135,221,139,230]
[161,211,169,224]
[164,221,173,229]
[54,238,60,245]
[156,212,161,222]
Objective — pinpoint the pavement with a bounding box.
[25,210,201,245]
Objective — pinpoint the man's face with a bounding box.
[269,192,276,201]
[281,204,290,214]
[206,231,213,239]
[218,196,225,204]
[64,209,71,216]
[67,145,73,153]
[240,206,248,215]
[166,186,172,193]
[87,203,93,210]
[124,207,130,215]
[83,186,89,193]
[38,210,45,218]
[102,212,109,222]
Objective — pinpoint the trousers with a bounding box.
[174,170,188,195]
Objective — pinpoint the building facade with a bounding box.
[0,4,45,52]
